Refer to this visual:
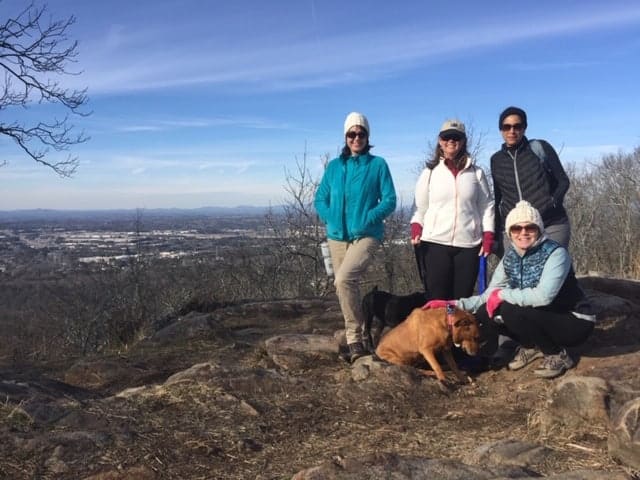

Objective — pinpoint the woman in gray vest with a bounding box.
[490,106,572,368]
[454,201,595,379]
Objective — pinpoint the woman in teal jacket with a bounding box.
[314,112,396,363]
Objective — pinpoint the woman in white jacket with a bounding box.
[410,119,494,299]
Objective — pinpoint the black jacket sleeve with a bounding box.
[540,140,570,207]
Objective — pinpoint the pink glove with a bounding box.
[422,299,456,310]
[481,231,494,256]
[410,223,423,241]
[486,288,503,318]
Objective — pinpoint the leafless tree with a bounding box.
[265,146,332,298]
[368,203,422,294]
[567,148,640,278]
[0,1,89,176]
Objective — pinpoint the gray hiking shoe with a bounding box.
[508,346,544,371]
[348,342,366,363]
[534,349,575,379]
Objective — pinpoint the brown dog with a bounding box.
[375,306,480,384]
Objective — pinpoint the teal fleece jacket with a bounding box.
[314,153,397,242]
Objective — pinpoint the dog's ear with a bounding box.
[454,318,473,328]
[453,311,476,328]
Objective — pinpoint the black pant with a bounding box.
[416,241,481,299]
[476,302,594,356]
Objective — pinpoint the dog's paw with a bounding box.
[454,373,474,385]
[438,379,453,393]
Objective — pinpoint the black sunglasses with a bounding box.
[509,224,538,234]
[346,131,367,139]
[501,123,524,132]
[440,133,463,142]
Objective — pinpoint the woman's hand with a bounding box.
[479,231,494,257]
[410,223,423,246]
[422,299,456,310]
[486,288,503,317]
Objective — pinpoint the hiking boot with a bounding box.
[534,349,575,379]
[508,346,544,371]
[348,342,366,363]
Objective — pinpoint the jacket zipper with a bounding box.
[342,160,348,240]
[451,168,459,243]
[508,149,524,201]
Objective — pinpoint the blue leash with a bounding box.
[478,255,487,294]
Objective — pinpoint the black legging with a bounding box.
[476,302,594,356]
[416,241,481,299]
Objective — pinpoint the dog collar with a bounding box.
[446,306,460,347]
[446,304,456,332]
[446,312,456,332]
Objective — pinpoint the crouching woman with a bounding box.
[456,200,596,378]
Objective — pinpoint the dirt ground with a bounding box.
[0,290,638,479]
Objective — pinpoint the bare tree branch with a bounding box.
[0,1,90,176]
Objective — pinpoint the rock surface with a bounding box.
[0,286,639,479]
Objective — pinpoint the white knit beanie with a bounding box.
[505,200,544,234]
[344,112,370,136]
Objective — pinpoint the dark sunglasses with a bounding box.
[501,123,524,132]
[346,131,367,139]
[509,224,538,234]
[440,134,463,142]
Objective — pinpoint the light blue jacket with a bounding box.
[457,242,572,313]
[314,153,396,242]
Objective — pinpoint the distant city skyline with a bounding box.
[1,0,639,210]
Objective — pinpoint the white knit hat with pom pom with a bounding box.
[505,200,544,234]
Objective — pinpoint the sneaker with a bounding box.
[348,342,366,363]
[508,346,544,371]
[534,349,575,379]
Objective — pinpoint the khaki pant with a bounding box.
[328,237,380,345]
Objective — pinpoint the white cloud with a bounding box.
[71,5,640,95]
[110,116,292,134]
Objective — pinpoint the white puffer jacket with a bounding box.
[410,157,494,248]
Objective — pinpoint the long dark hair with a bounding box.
[425,136,470,170]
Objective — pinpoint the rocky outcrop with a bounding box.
[538,375,611,432]
[291,451,628,479]
[1,281,639,479]
[264,333,341,370]
[609,397,640,470]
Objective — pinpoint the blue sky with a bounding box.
[1,0,639,210]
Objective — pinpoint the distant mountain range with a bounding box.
[0,205,285,221]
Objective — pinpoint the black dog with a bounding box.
[362,286,430,353]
